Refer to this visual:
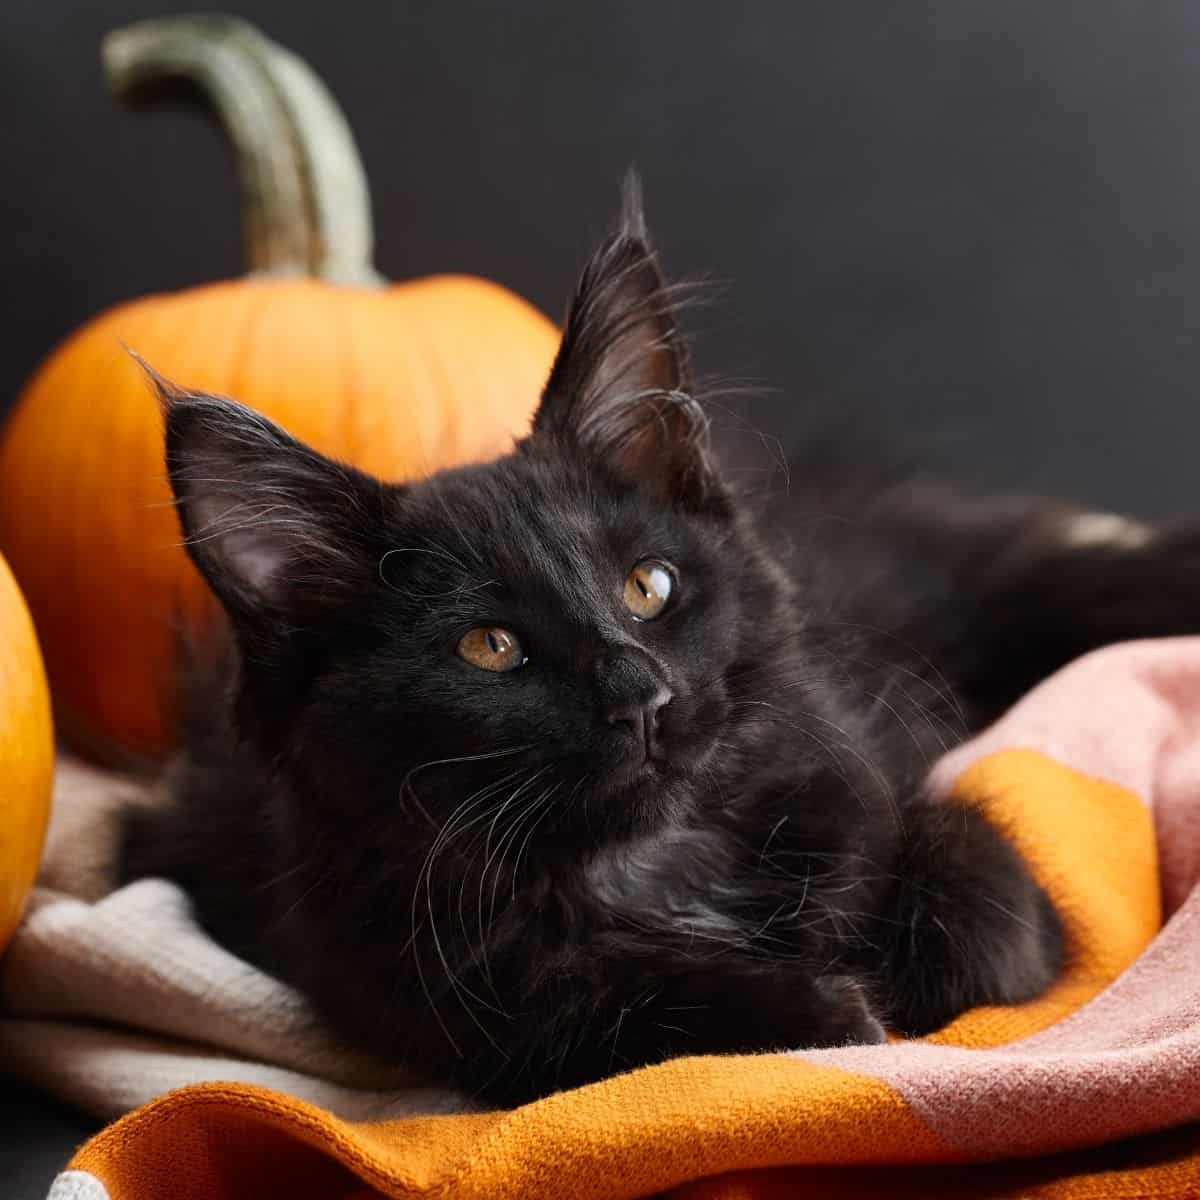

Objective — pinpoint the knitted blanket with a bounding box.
[5,637,1200,1199]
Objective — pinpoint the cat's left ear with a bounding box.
[532,177,722,509]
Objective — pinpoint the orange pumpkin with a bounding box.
[0,552,53,953]
[0,16,559,762]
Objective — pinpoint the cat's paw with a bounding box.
[750,967,887,1049]
[647,962,889,1056]
[812,974,888,1046]
[882,802,1066,1035]
[965,880,1064,1007]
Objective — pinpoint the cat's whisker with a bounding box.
[446,767,540,974]
[479,768,550,878]
[861,679,960,755]
[409,796,486,1056]
[482,781,562,975]
[378,542,469,577]
[269,862,336,932]
[398,745,534,824]
[471,769,554,986]
[787,708,904,837]
[825,620,969,732]
[513,778,582,902]
[429,770,535,920]
[408,767,538,1053]
[979,892,1040,935]
[836,653,968,741]
[858,687,939,765]
[756,816,789,869]
[696,699,865,812]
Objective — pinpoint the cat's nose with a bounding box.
[603,687,672,759]
[595,648,673,759]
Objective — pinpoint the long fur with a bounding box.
[124,187,1200,1105]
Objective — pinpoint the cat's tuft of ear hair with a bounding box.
[619,167,649,243]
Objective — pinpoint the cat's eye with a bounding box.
[624,559,674,620]
[458,627,525,672]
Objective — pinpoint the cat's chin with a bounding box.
[531,759,694,851]
[594,761,701,838]
[602,733,714,795]
[613,753,670,786]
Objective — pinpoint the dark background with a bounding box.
[7,0,1200,1189]
[8,2,1200,517]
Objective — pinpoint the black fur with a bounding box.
[125,185,1195,1105]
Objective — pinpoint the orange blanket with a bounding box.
[33,639,1200,1197]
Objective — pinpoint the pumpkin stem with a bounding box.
[102,15,384,286]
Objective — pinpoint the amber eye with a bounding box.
[624,559,674,620]
[457,627,525,672]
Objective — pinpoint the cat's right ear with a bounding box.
[531,176,723,511]
[150,367,385,642]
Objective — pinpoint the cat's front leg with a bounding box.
[478,951,886,1106]
[598,959,889,1069]
[872,797,1064,1034]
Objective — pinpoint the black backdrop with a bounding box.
[7,1,1200,515]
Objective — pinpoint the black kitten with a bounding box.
[126,185,1194,1106]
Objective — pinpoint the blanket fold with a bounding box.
[7,638,1200,1199]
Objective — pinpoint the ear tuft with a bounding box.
[619,167,648,242]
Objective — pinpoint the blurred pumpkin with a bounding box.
[0,552,53,953]
[0,15,559,762]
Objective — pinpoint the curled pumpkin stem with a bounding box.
[102,13,384,286]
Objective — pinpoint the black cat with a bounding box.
[126,183,1187,1106]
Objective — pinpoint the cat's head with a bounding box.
[160,183,795,855]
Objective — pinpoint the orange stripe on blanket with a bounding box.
[670,1121,1200,1199]
[71,1058,948,1200]
[928,749,1160,1049]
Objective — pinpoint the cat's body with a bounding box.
[124,187,1193,1104]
